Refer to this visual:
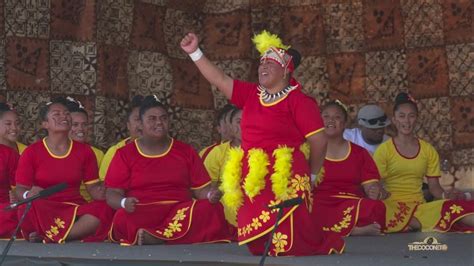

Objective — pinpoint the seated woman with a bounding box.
[312,101,387,237]
[203,106,242,227]
[99,95,143,180]
[0,103,27,154]
[374,92,473,233]
[0,143,19,239]
[65,97,105,202]
[15,97,114,243]
[105,95,234,246]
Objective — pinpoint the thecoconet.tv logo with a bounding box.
[408,236,448,251]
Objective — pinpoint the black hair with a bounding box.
[393,92,418,113]
[38,97,70,122]
[287,48,301,70]
[139,95,167,120]
[321,100,348,121]
[65,97,87,116]
[228,107,242,123]
[0,102,15,119]
[216,104,237,124]
[127,95,144,120]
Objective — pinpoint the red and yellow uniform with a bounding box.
[0,144,20,239]
[374,138,473,232]
[99,138,130,181]
[221,79,344,256]
[313,142,385,236]
[199,142,220,161]
[16,142,27,154]
[15,139,114,243]
[202,141,236,226]
[80,145,104,202]
[105,139,234,245]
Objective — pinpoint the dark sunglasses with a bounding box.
[361,115,388,126]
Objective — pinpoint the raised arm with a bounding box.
[180,33,234,99]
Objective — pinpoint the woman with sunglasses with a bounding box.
[312,100,387,237]
[374,92,473,233]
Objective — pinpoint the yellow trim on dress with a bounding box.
[84,179,100,185]
[361,179,379,185]
[305,127,325,138]
[43,138,73,159]
[331,195,361,200]
[190,180,211,190]
[259,94,290,107]
[325,141,351,162]
[135,138,174,158]
[238,205,298,246]
[58,205,80,244]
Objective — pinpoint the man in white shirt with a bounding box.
[343,104,390,155]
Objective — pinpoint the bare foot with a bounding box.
[137,229,164,245]
[351,223,382,236]
[28,232,43,243]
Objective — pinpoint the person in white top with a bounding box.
[343,104,390,155]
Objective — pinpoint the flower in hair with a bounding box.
[407,93,417,104]
[335,99,348,112]
[153,94,161,103]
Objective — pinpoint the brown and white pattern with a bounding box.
[0,1,471,188]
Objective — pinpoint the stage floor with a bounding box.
[0,232,472,266]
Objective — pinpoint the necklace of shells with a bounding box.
[258,85,297,103]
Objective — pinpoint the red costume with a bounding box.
[15,139,113,243]
[224,79,345,256]
[105,139,234,245]
[0,144,20,239]
[313,142,386,236]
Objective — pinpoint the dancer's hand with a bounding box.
[180,33,199,54]
[9,190,18,203]
[207,187,222,204]
[367,184,380,200]
[27,186,44,198]
[124,197,139,213]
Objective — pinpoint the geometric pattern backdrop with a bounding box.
[0,0,472,189]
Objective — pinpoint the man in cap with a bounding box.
[343,104,390,155]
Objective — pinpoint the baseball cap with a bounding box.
[357,105,390,129]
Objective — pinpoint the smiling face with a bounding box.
[0,111,20,143]
[141,106,169,140]
[69,112,88,142]
[258,59,287,90]
[393,103,418,136]
[321,105,347,138]
[42,103,72,133]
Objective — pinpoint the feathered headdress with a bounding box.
[252,30,294,72]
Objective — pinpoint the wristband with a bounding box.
[120,198,127,208]
[465,192,472,200]
[23,191,29,199]
[189,48,203,62]
[207,191,212,200]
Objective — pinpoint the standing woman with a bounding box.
[99,95,143,180]
[105,95,233,246]
[0,103,27,154]
[65,97,104,202]
[374,92,473,233]
[181,31,344,256]
[15,97,113,243]
[312,101,387,237]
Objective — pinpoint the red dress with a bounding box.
[105,139,234,245]
[0,144,20,239]
[15,139,114,243]
[228,79,345,256]
[313,142,386,236]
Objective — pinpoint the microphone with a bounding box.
[268,197,302,209]
[5,183,68,210]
